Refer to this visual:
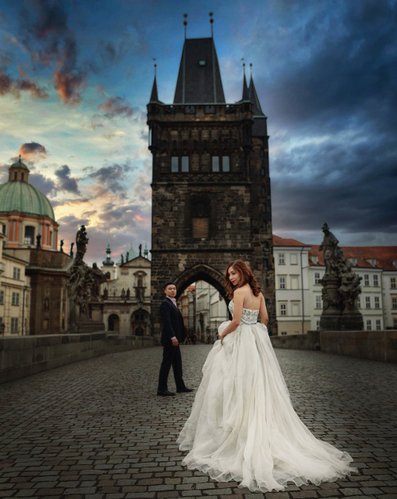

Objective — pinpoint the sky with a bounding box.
[0,0,396,264]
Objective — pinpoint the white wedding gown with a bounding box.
[177,302,355,492]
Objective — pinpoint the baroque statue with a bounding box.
[68,226,106,331]
[319,224,363,331]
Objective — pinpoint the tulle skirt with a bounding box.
[177,320,356,492]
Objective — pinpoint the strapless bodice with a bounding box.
[228,300,259,325]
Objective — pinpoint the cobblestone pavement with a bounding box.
[0,345,397,499]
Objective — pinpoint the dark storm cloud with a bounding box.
[86,163,131,194]
[18,0,85,103]
[265,1,397,131]
[54,165,80,194]
[99,96,134,119]
[272,135,397,234]
[262,0,397,240]
[0,71,48,99]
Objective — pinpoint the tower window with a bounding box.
[191,195,210,240]
[212,156,230,172]
[192,218,209,239]
[171,156,189,173]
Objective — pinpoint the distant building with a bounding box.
[0,232,30,335]
[273,235,397,334]
[0,157,58,250]
[0,157,71,335]
[100,247,151,335]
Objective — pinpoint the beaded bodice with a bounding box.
[228,301,259,325]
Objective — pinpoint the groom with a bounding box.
[157,282,193,396]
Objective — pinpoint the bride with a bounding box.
[177,260,356,492]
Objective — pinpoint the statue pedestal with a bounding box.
[320,275,342,330]
[340,312,364,331]
[320,315,341,331]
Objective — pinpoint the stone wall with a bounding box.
[0,333,155,384]
[270,329,397,362]
[319,330,397,362]
[271,330,320,351]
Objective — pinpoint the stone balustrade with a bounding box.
[0,332,154,384]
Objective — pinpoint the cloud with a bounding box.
[54,69,85,104]
[18,0,85,104]
[18,142,48,162]
[271,133,397,236]
[99,96,134,119]
[29,173,56,196]
[54,164,80,194]
[0,71,48,99]
[86,163,131,195]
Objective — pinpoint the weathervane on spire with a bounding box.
[183,13,188,39]
[153,58,157,76]
[209,12,214,37]
[250,63,253,78]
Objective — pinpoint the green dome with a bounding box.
[0,181,55,220]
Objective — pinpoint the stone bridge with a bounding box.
[0,345,396,498]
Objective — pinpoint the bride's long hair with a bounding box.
[225,260,261,298]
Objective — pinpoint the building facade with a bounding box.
[0,232,30,335]
[148,28,275,336]
[0,157,71,335]
[274,235,397,334]
[100,252,151,335]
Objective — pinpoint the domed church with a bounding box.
[0,156,58,249]
[0,156,71,336]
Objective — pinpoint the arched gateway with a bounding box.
[175,264,228,302]
[148,27,276,336]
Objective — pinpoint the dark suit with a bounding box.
[157,297,187,393]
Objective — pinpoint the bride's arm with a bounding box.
[219,288,244,342]
[259,293,269,325]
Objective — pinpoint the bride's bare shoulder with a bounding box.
[233,285,250,298]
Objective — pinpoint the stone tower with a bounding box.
[147,29,275,335]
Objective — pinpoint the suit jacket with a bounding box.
[160,298,186,346]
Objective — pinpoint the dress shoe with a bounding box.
[157,390,175,396]
[177,387,193,393]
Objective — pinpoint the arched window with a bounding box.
[24,226,35,245]
[108,314,120,332]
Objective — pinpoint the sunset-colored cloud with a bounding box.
[0,71,48,99]
[18,142,48,162]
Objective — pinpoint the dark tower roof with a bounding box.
[248,75,264,116]
[174,37,225,104]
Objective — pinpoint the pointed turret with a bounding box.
[248,65,267,137]
[242,68,249,102]
[102,242,114,266]
[149,75,159,102]
[248,74,264,116]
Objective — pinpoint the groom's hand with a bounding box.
[171,336,179,346]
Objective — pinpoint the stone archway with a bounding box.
[131,308,150,336]
[174,264,230,343]
[174,263,228,303]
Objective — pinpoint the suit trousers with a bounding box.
[158,345,185,392]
